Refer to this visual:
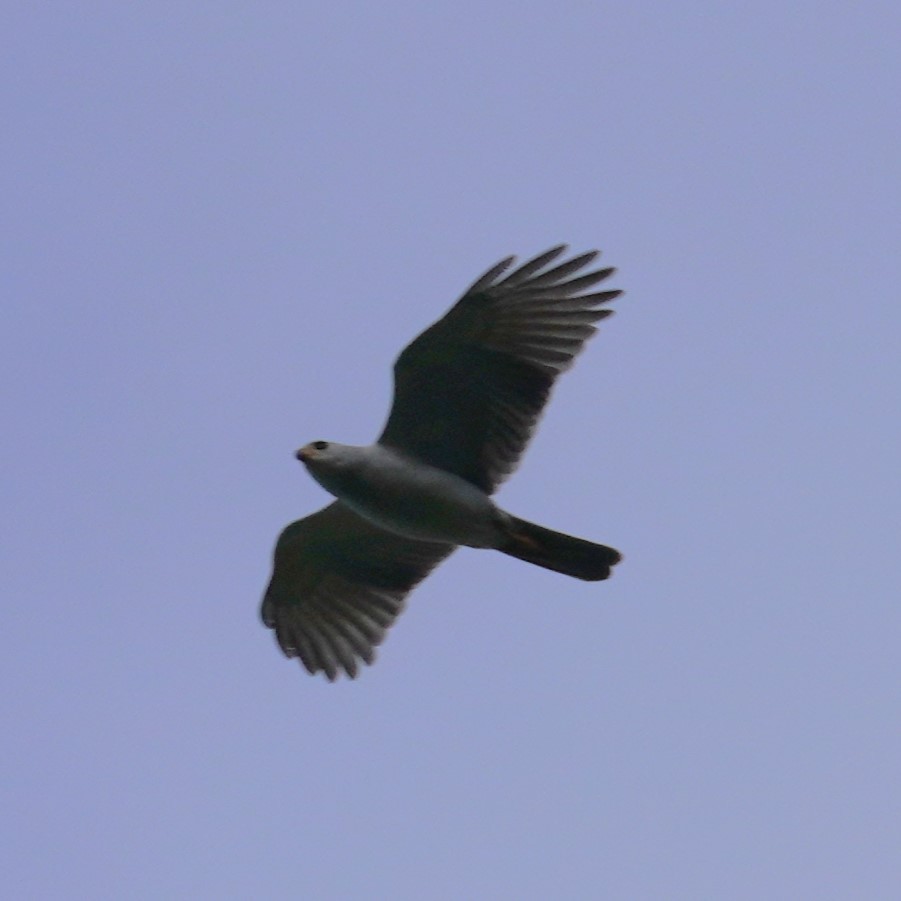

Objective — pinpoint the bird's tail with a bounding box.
[499,515,621,581]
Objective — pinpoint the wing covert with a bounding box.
[261,502,454,680]
[378,246,621,492]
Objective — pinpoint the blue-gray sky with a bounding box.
[3,3,900,898]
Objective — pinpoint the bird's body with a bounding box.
[262,245,624,680]
[299,442,503,547]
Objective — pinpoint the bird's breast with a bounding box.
[317,448,502,548]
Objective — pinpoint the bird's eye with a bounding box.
[313,440,329,451]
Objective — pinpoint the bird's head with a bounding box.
[295,441,365,498]
[295,441,364,482]
[295,440,333,465]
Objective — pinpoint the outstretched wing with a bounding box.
[261,501,453,680]
[378,245,621,493]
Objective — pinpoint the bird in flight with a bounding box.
[262,245,623,680]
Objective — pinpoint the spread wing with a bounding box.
[378,245,621,493]
[261,501,453,680]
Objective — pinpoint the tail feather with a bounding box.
[500,516,621,581]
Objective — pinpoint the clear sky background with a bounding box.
[3,3,900,899]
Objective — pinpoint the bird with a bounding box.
[261,245,623,680]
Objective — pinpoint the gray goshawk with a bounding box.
[262,245,623,679]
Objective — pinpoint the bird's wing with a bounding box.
[261,501,454,680]
[378,245,620,493]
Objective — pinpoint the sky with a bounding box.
[3,2,900,898]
